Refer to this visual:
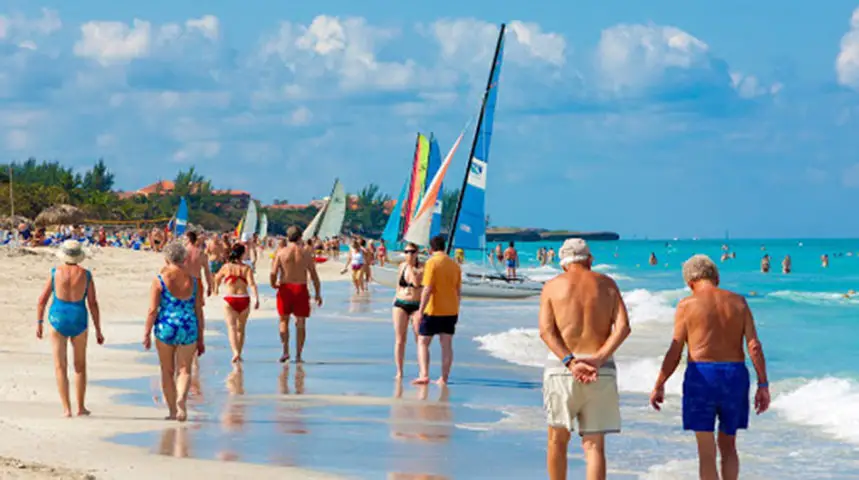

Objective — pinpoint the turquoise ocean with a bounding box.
[467,238,859,477]
[112,238,859,478]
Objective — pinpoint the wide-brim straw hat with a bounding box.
[56,240,86,264]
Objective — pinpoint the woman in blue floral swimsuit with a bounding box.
[144,242,205,422]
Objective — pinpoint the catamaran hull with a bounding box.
[373,265,542,299]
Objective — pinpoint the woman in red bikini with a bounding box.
[214,244,259,363]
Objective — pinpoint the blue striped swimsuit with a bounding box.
[153,275,199,346]
[48,268,91,338]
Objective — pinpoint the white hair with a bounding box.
[163,241,187,265]
[682,254,719,285]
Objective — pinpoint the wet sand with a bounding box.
[110,281,640,479]
[0,245,343,479]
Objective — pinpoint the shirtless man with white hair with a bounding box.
[650,254,770,480]
[539,238,631,480]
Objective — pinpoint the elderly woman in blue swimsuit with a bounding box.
[36,240,105,417]
[144,242,205,422]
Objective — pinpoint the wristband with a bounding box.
[758,382,769,388]
[37,320,43,325]
[561,353,575,366]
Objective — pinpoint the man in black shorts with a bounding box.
[413,235,462,386]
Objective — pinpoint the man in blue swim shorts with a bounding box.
[650,254,771,480]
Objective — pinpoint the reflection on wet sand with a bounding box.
[348,292,373,313]
[388,380,453,479]
[219,364,246,462]
[277,363,308,435]
[390,381,452,442]
[273,363,308,467]
[158,425,199,458]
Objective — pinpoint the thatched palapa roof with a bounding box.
[35,204,87,227]
[0,215,32,229]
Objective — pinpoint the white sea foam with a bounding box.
[772,377,859,445]
[768,290,859,305]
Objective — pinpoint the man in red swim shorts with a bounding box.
[271,226,322,363]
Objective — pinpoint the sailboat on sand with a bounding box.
[375,23,542,299]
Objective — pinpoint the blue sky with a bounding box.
[2,1,859,238]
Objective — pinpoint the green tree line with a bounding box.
[0,159,462,236]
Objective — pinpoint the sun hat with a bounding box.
[559,238,591,267]
[56,239,86,264]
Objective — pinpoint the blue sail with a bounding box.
[452,28,505,251]
[382,179,409,247]
[427,135,444,239]
[175,197,189,235]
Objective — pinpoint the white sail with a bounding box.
[259,213,268,239]
[302,205,326,241]
[316,179,346,239]
[241,201,258,240]
[403,131,466,246]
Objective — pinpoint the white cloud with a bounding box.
[596,23,717,94]
[74,19,152,65]
[731,72,782,99]
[5,129,29,150]
[286,106,313,126]
[836,7,859,90]
[259,15,417,92]
[0,8,61,50]
[429,19,566,67]
[185,15,219,42]
[96,133,115,148]
[74,15,222,66]
[173,141,221,162]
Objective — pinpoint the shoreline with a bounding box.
[0,246,347,479]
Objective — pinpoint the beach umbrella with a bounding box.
[0,215,32,229]
[34,204,87,227]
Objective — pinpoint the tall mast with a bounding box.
[446,23,505,255]
[8,164,14,218]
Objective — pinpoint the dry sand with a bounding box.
[0,245,347,479]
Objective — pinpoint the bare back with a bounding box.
[274,244,312,285]
[53,265,90,302]
[184,245,205,279]
[543,267,622,355]
[676,287,750,363]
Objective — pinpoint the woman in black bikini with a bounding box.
[391,242,423,379]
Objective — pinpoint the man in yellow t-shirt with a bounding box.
[413,235,462,386]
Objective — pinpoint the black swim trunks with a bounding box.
[418,314,458,336]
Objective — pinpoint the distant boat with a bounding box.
[303,179,346,241]
[259,213,268,239]
[240,200,258,240]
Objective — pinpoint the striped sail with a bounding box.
[402,133,430,235]
[426,135,444,239]
[403,130,466,247]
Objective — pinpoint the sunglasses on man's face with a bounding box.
[405,250,417,254]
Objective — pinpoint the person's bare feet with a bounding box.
[294,356,303,364]
[77,408,91,416]
[165,412,177,420]
[279,353,290,363]
[177,400,188,422]
[435,377,447,386]
[62,410,72,418]
[395,371,403,380]
[411,377,429,385]
[231,354,239,363]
